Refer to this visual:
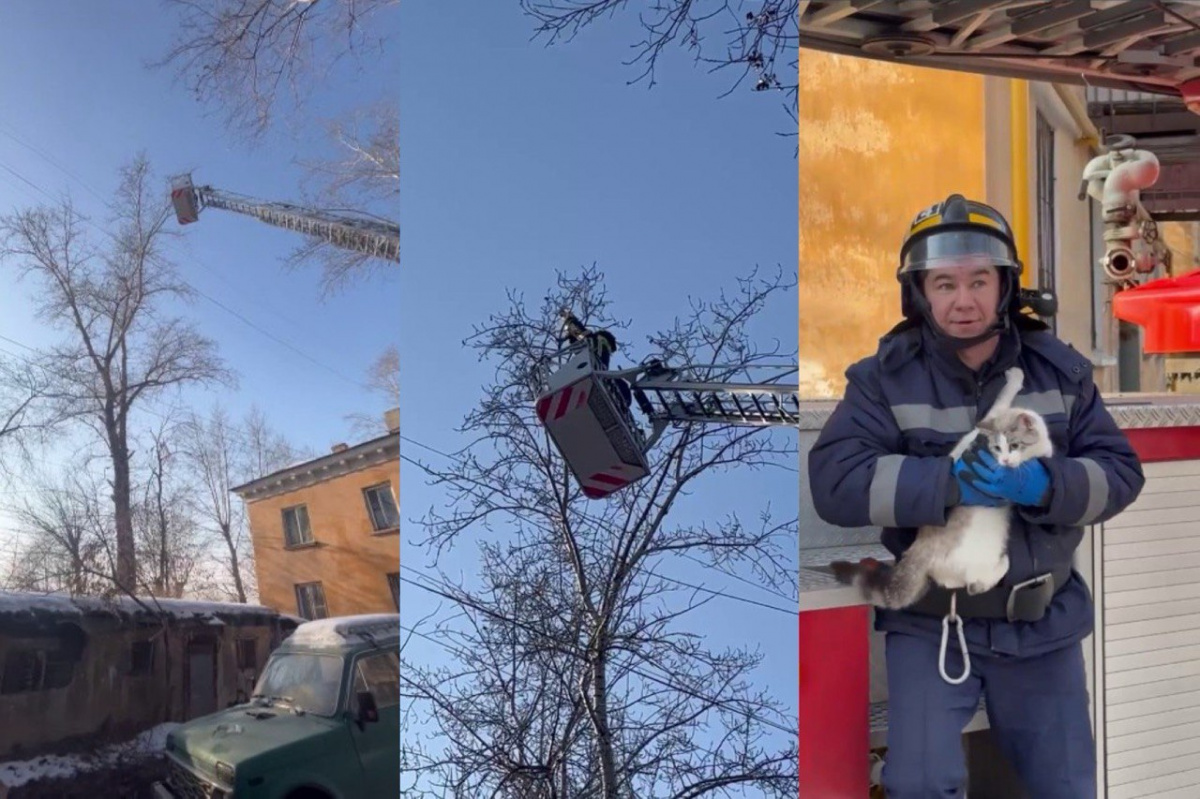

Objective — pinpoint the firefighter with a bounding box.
[808,195,1145,797]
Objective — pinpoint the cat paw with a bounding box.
[1004,367,1024,390]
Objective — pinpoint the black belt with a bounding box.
[906,566,1073,623]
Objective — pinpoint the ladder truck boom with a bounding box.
[536,289,1055,500]
[633,378,801,427]
[169,173,399,262]
[535,311,798,499]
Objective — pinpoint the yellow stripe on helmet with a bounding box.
[907,214,942,236]
[968,212,1002,230]
[908,210,1002,240]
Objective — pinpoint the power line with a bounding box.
[640,564,796,616]
[398,570,797,738]
[399,437,799,611]
[0,153,372,395]
[0,126,330,339]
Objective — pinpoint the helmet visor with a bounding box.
[900,229,1017,274]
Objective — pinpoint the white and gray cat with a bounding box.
[831,367,1054,610]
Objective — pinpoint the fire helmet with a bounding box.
[897,194,1024,347]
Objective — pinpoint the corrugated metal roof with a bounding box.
[800,1,1200,97]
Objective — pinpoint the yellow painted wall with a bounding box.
[799,51,987,397]
[1164,221,1200,276]
[247,461,400,618]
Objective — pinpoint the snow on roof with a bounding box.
[0,721,179,788]
[287,613,400,648]
[0,591,282,622]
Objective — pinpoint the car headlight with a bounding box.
[215,761,236,786]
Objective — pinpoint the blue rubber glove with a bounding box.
[960,446,1052,508]
[950,456,1008,507]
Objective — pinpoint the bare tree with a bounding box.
[346,343,399,437]
[402,267,798,797]
[180,406,249,603]
[521,1,798,121]
[3,470,110,596]
[155,0,399,139]
[300,99,400,206]
[180,404,301,603]
[290,99,400,294]
[134,419,205,598]
[0,156,233,592]
[242,404,306,478]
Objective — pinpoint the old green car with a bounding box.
[154,614,399,799]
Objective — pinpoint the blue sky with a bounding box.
[398,1,799,784]
[0,4,399,463]
[0,5,399,562]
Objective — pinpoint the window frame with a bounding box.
[295,581,329,620]
[282,504,314,548]
[387,572,400,610]
[362,482,399,532]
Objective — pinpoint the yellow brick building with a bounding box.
[233,410,400,619]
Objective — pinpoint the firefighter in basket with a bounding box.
[808,195,1145,797]
[558,309,633,412]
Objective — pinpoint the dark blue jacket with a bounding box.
[808,320,1145,657]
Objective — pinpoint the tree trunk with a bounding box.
[156,454,169,595]
[111,438,136,591]
[591,641,618,799]
[222,522,247,603]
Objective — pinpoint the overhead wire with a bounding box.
[398,569,797,738]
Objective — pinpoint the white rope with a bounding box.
[938,591,971,685]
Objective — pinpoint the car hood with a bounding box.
[169,702,343,774]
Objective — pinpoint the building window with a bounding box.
[295,582,329,620]
[387,572,400,610]
[282,505,314,547]
[237,639,257,670]
[1035,109,1056,334]
[363,483,399,532]
[1,649,75,694]
[129,641,154,676]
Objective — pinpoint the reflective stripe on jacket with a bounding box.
[808,320,1145,655]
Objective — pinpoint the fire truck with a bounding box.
[539,3,1200,796]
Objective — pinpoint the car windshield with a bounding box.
[251,653,344,717]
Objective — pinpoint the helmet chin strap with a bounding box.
[908,289,1011,351]
[907,268,1016,352]
[929,316,1008,351]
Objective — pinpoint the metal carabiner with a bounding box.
[938,592,971,686]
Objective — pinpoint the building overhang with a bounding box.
[800,2,1200,96]
[231,432,399,503]
[800,2,1200,221]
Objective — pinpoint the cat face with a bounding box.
[980,409,1053,466]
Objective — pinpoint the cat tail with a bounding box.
[830,553,932,610]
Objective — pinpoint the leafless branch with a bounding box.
[402,266,798,796]
[154,0,399,140]
[0,155,235,589]
[521,0,798,126]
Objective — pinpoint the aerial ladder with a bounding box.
[168,173,399,262]
[538,289,1061,500]
[535,309,801,499]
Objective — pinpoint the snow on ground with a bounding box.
[0,722,179,788]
